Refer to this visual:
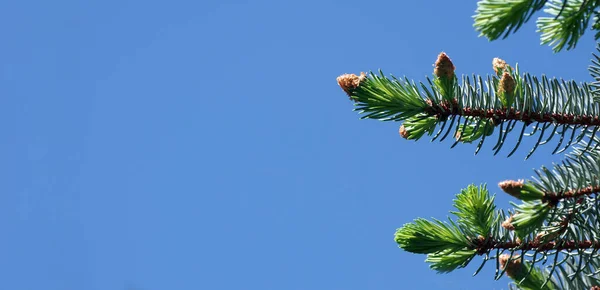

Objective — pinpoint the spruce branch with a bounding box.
[452,184,497,237]
[537,0,598,52]
[497,139,600,205]
[511,201,552,237]
[394,182,600,287]
[394,184,495,272]
[474,0,600,52]
[500,254,558,290]
[589,43,600,96]
[545,185,600,202]
[338,2,600,289]
[338,53,600,158]
[474,237,600,252]
[474,0,548,40]
[394,218,469,254]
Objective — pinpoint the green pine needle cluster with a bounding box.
[475,0,600,52]
[338,1,600,289]
[394,185,494,273]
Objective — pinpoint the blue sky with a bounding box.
[2,1,599,289]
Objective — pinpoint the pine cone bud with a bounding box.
[337,72,367,99]
[499,254,523,279]
[502,215,515,231]
[498,180,545,201]
[493,57,507,74]
[499,180,525,198]
[498,72,516,96]
[399,125,409,139]
[433,52,455,79]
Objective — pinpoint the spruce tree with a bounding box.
[337,1,600,289]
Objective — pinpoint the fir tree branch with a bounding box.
[474,0,600,52]
[588,43,600,96]
[498,180,600,204]
[474,237,600,252]
[544,186,600,203]
[500,254,558,290]
[338,53,600,158]
[394,182,600,287]
[538,0,599,52]
[498,140,600,204]
[425,104,600,127]
[474,0,548,40]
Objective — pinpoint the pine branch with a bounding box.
[394,185,495,273]
[498,139,600,203]
[474,238,600,252]
[337,53,600,158]
[538,0,599,52]
[474,0,548,40]
[493,142,600,288]
[589,43,600,96]
[474,0,600,52]
[395,183,600,288]
[500,255,558,290]
[545,186,600,202]
[350,2,600,289]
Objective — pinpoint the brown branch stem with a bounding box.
[424,102,600,126]
[544,186,600,203]
[473,237,600,254]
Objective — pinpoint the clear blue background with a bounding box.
[1,1,597,289]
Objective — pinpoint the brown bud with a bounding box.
[498,72,516,96]
[337,72,367,98]
[493,57,507,74]
[499,254,523,279]
[433,52,455,79]
[590,286,600,290]
[502,215,515,231]
[399,125,409,139]
[498,180,525,199]
[499,179,545,201]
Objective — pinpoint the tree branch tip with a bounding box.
[492,57,508,74]
[434,52,455,79]
[399,124,409,139]
[337,72,367,100]
[498,179,525,198]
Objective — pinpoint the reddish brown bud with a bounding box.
[337,72,367,99]
[433,52,455,79]
[498,72,516,96]
[499,180,525,199]
[502,215,515,231]
[499,254,523,279]
[399,125,409,139]
[498,180,545,201]
[493,57,507,74]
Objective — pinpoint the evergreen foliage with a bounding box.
[337,1,600,288]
